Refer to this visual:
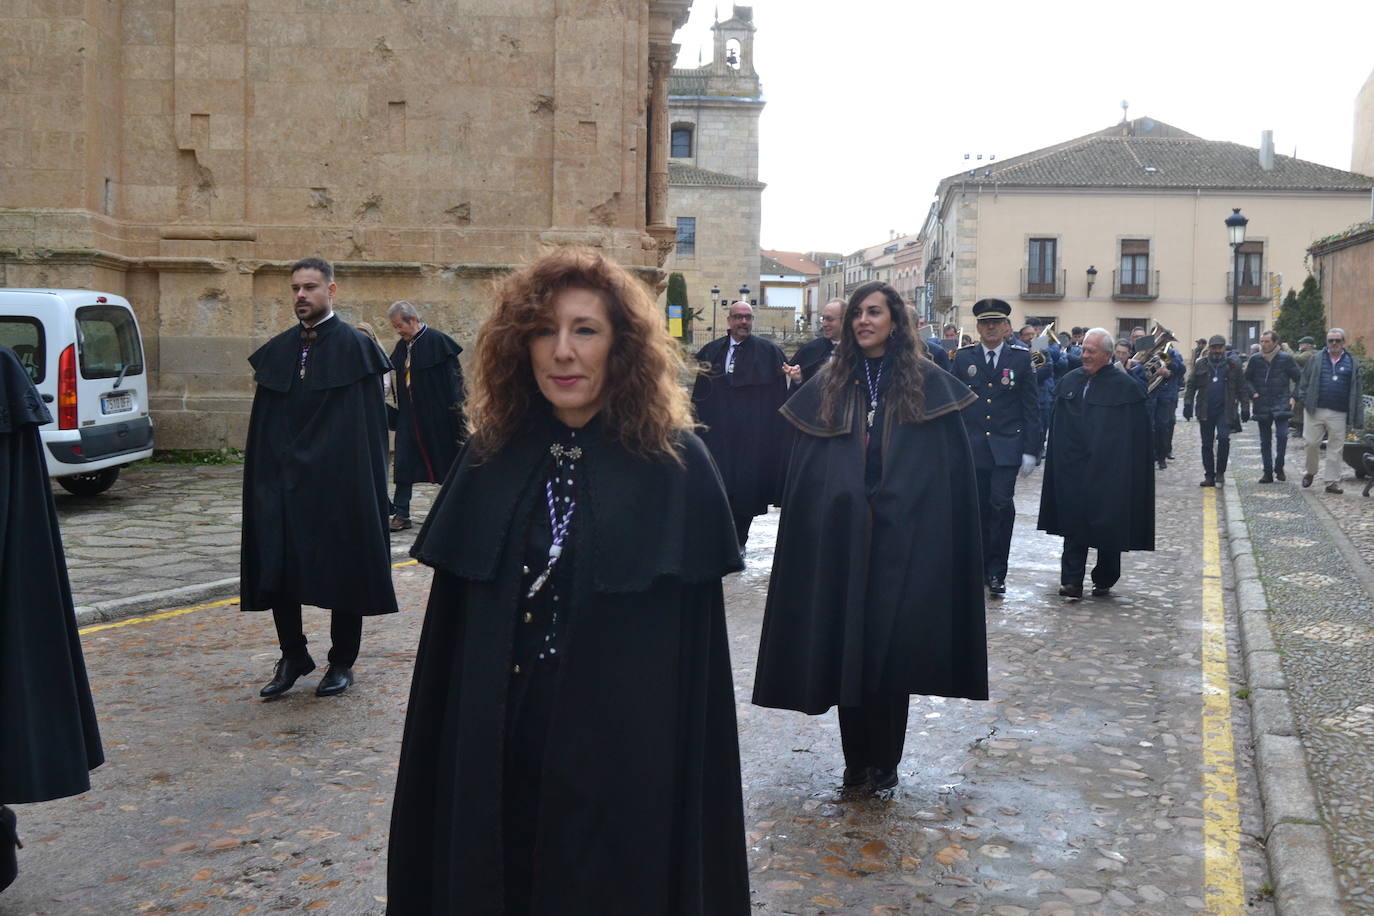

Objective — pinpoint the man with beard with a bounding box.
[386,300,466,531]
[1183,334,1250,487]
[951,298,1041,597]
[1038,328,1154,599]
[784,298,842,386]
[693,300,789,552]
[241,257,398,698]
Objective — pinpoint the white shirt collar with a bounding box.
[303,311,336,330]
[982,341,1004,359]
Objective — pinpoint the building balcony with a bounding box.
[932,270,953,305]
[1225,271,1272,304]
[1112,269,1159,301]
[1020,268,1065,299]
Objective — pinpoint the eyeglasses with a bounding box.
[1328,338,1344,344]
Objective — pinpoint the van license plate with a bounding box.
[101,392,132,414]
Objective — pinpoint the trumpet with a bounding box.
[1029,322,1061,370]
[1133,325,1179,393]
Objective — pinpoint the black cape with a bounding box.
[753,367,989,714]
[789,335,835,384]
[0,347,103,803]
[1037,366,1155,552]
[240,315,399,615]
[390,327,466,485]
[387,412,749,915]
[691,334,789,517]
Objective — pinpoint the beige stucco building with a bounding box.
[919,118,1374,351]
[0,0,694,447]
[661,5,765,345]
[1355,67,1374,178]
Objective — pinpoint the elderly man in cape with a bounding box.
[1038,327,1155,599]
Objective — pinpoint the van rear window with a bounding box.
[0,317,45,384]
[76,305,145,380]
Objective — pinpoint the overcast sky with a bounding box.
[672,0,1374,255]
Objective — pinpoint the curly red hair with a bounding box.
[468,247,694,462]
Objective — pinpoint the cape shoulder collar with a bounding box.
[249,317,392,392]
[781,363,976,436]
[0,347,51,432]
[412,411,741,590]
[1059,366,1143,405]
[391,326,462,372]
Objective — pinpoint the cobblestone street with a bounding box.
[1,420,1296,914]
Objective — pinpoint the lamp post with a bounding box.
[709,285,720,338]
[739,283,750,306]
[1226,207,1249,350]
[1086,265,1098,298]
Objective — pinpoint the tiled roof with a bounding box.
[940,119,1374,192]
[668,161,765,189]
[761,249,822,276]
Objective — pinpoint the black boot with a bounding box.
[1,805,20,893]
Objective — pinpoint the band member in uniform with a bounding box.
[951,299,1041,596]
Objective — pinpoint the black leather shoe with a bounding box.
[1215,474,1225,487]
[1199,477,1215,487]
[870,768,899,791]
[1058,584,1083,599]
[260,655,316,699]
[316,666,354,697]
[1091,586,1112,597]
[1259,473,1274,483]
[1156,459,1167,470]
[842,766,871,788]
[1275,468,1286,481]
[1302,473,1314,488]
[987,576,1006,596]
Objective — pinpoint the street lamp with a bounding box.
[739,283,750,305]
[1085,265,1098,298]
[709,285,720,337]
[1226,207,1249,350]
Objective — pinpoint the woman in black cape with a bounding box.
[0,346,104,892]
[753,282,988,793]
[387,249,750,914]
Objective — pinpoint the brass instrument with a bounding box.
[1133,325,1179,393]
[1029,322,1061,370]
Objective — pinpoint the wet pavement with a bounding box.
[1227,426,1374,913]
[7,421,1359,913]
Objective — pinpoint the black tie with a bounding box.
[986,350,995,370]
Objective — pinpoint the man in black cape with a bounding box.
[385,300,465,532]
[0,346,104,892]
[1038,327,1155,599]
[692,300,788,549]
[241,257,398,699]
[784,298,842,387]
[388,414,749,914]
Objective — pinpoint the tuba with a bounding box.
[1133,325,1179,393]
[1029,323,1060,370]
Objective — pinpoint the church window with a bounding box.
[676,217,696,256]
[671,125,693,158]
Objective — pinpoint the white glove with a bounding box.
[1019,453,1037,477]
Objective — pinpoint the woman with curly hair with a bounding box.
[753,281,988,794]
[386,247,749,915]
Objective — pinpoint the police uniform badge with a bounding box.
[1001,368,1011,386]
[966,363,978,378]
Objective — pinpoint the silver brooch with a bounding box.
[550,443,583,460]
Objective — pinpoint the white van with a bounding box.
[0,289,155,496]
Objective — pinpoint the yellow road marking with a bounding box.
[78,558,421,635]
[1200,487,1245,914]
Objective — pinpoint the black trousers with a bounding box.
[733,513,754,551]
[272,604,362,668]
[1150,399,1177,461]
[1256,417,1291,474]
[838,694,910,773]
[1060,537,1121,589]
[1199,419,1231,478]
[973,464,1018,579]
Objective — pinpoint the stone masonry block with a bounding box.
[1237,578,1268,613]
[1256,732,1323,832]
[1244,649,1288,691]
[1267,822,1344,916]
[1248,686,1296,739]
[1238,609,1276,655]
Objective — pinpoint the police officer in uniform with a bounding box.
[951,298,1041,596]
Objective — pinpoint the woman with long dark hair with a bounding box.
[753,281,988,792]
[386,248,749,914]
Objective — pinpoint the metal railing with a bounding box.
[1225,271,1272,303]
[932,270,953,305]
[1113,269,1160,300]
[1020,268,1065,299]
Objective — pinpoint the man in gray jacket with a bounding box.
[1296,328,1365,494]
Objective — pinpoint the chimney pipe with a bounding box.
[1259,130,1275,171]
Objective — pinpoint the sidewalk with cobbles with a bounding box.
[1227,423,1374,914]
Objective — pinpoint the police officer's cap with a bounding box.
[972,298,1012,322]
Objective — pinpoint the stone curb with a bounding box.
[1222,483,1343,913]
[73,542,417,628]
